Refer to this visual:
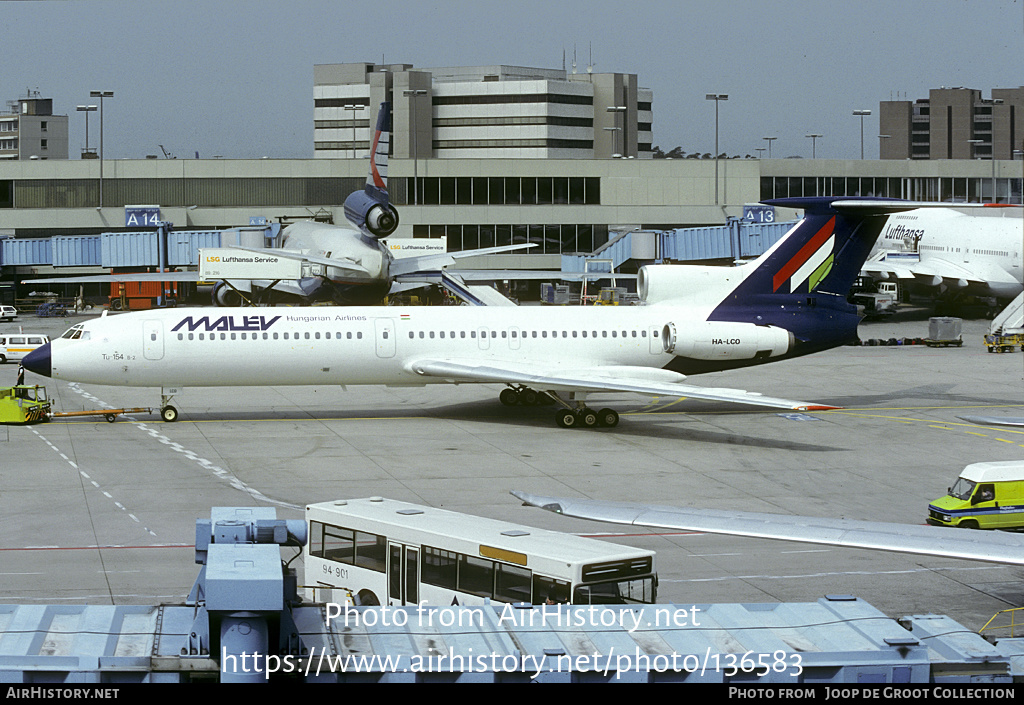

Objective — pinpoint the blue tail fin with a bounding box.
[707,196,892,356]
[363,101,390,203]
[735,197,892,300]
[343,102,398,238]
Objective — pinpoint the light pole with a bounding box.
[89,90,113,208]
[76,105,96,159]
[403,89,427,205]
[806,133,822,159]
[602,127,621,159]
[706,94,728,205]
[853,110,871,159]
[762,136,777,158]
[606,105,627,158]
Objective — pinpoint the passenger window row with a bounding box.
[176,331,365,341]
[407,329,650,340]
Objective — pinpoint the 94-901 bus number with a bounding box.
[323,564,349,580]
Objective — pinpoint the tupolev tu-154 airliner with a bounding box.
[22,197,892,429]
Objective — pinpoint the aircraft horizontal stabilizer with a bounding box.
[407,358,837,411]
[510,492,1024,567]
[229,246,371,276]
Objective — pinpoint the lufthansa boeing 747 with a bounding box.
[23,197,892,429]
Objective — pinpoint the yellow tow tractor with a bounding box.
[0,384,152,425]
[984,333,1023,353]
[0,385,52,424]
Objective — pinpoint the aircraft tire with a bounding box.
[356,590,380,606]
[161,405,179,423]
[555,409,577,428]
[499,388,519,406]
[578,408,598,428]
[520,389,539,406]
[596,408,619,428]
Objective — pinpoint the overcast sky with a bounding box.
[5,0,1022,160]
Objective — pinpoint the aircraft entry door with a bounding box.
[375,318,396,358]
[143,320,164,360]
[648,325,662,354]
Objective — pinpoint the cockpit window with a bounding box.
[60,325,89,341]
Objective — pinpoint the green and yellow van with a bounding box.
[928,461,1024,530]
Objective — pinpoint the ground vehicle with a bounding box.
[0,385,50,424]
[849,278,897,318]
[305,497,658,607]
[0,334,49,363]
[0,306,17,322]
[928,461,1024,529]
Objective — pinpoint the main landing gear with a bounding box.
[554,406,619,429]
[499,386,620,430]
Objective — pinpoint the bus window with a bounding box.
[458,555,493,597]
[422,546,458,590]
[494,563,531,603]
[533,575,571,604]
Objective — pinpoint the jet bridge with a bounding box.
[1,506,1023,684]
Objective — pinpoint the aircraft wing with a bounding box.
[23,271,205,285]
[861,255,1011,289]
[406,358,837,411]
[229,246,371,276]
[455,270,637,282]
[860,256,918,281]
[388,244,536,277]
[509,492,1024,567]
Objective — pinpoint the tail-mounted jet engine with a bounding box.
[343,190,399,239]
[662,321,793,361]
[211,281,244,307]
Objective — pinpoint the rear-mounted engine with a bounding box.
[661,321,793,360]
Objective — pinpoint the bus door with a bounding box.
[143,320,164,360]
[388,543,419,606]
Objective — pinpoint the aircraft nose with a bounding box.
[22,343,51,378]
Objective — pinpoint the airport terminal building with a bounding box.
[0,65,1022,290]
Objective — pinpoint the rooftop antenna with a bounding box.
[587,42,594,74]
[572,44,577,74]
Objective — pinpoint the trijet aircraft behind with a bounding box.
[23,102,532,307]
[23,197,892,427]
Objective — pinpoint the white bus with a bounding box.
[305,497,657,607]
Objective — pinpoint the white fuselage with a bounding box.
[48,306,686,388]
[872,208,1023,298]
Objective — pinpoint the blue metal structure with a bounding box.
[2,507,1024,683]
[0,226,280,269]
[562,220,797,275]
